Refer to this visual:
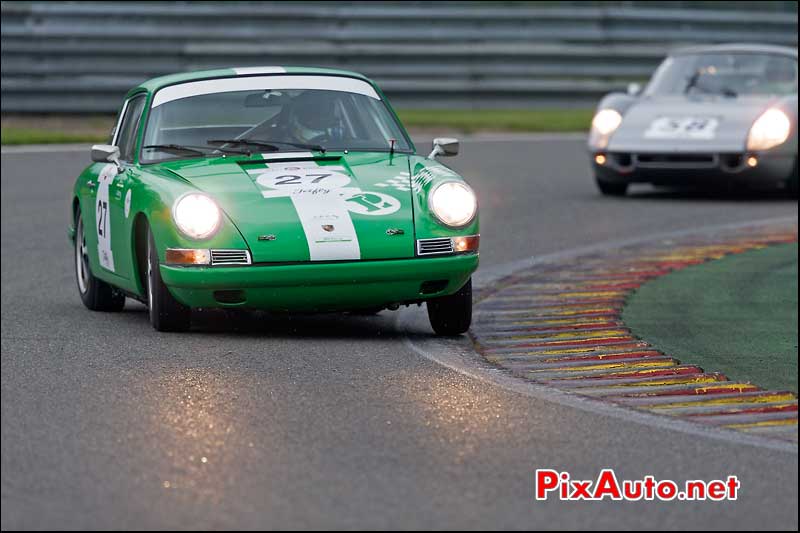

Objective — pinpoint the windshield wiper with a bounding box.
[143,144,206,156]
[208,138,326,154]
[143,143,249,157]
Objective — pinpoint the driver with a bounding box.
[286,91,343,145]
[762,56,797,93]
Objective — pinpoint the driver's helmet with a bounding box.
[288,91,340,143]
[764,57,795,83]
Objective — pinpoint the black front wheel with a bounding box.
[147,229,191,332]
[74,210,125,311]
[427,278,472,336]
[596,178,628,197]
[786,159,798,197]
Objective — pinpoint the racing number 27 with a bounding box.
[274,173,331,186]
[97,200,108,237]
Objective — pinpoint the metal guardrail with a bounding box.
[1,1,797,112]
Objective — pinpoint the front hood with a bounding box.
[164,152,415,263]
[608,95,775,152]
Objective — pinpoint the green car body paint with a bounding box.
[69,67,478,333]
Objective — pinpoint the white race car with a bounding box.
[589,44,798,196]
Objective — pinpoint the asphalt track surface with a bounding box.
[2,137,798,530]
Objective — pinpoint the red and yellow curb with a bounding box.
[471,223,798,442]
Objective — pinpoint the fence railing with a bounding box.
[1,1,797,112]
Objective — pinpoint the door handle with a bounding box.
[86,180,96,189]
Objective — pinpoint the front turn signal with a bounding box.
[453,235,480,253]
[165,248,211,265]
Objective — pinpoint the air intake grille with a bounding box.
[417,238,454,256]
[210,249,252,265]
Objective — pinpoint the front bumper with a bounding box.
[591,150,795,187]
[159,253,479,311]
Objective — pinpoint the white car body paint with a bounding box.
[644,116,719,140]
[248,154,402,261]
[257,161,361,261]
[95,163,117,272]
[124,189,132,218]
[253,158,360,261]
[152,75,380,107]
[232,66,287,75]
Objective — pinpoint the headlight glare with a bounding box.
[172,193,221,239]
[591,109,623,136]
[747,108,791,151]
[429,181,477,228]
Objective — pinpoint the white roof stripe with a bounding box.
[152,75,380,107]
[232,66,287,75]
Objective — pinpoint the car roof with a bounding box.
[129,66,373,97]
[670,43,798,59]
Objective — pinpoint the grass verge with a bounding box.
[624,242,799,392]
[1,115,115,145]
[396,108,593,133]
[1,109,593,145]
[1,128,110,145]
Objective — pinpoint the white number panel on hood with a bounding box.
[644,116,719,140]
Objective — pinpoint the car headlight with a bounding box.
[429,181,477,228]
[591,109,623,136]
[172,193,221,239]
[747,108,791,151]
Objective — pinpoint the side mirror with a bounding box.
[428,137,459,159]
[91,144,121,167]
[627,82,642,96]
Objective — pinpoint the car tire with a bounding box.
[427,278,472,336]
[596,179,628,197]
[786,159,798,198]
[349,306,384,316]
[147,229,191,332]
[74,209,126,312]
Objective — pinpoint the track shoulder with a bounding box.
[401,217,799,451]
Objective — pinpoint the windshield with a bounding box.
[645,52,797,98]
[141,84,411,163]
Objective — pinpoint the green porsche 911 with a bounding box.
[69,66,479,333]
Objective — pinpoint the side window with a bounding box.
[114,95,147,162]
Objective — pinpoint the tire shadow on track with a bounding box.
[181,307,408,340]
[625,186,797,202]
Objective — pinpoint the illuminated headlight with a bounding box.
[429,181,477,228]
[172,193,221,239]
[747,108,791,151]
[591,109,623,135]
[589,109,623,149]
